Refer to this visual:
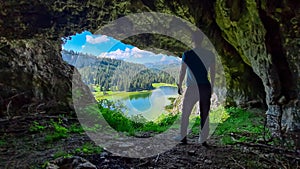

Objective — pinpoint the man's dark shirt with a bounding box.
[182,48,214,86]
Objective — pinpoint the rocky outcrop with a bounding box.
[214,0,300,139]
[0,38,94,116]
[47,156,97,169]
[0,0,299,145]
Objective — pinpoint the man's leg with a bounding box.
[181,86,198,138]
[199,84,211,143]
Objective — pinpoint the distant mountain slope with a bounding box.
[61,50,176,91]
[61,50,100,68]
[144,60,180,83]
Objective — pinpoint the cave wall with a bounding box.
[0,0,299,141]
[0,38,93,115]
[0,0,133,115]
[214,0,300,138]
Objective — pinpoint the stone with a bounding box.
[188,150,196,156]
[204,159,212,165]
[47,156,97,169]
[282,102,300,132]
[100,152,109,157]
[266,105,282,117]
[278,96,287,105]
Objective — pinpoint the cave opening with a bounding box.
[61,31,182,121]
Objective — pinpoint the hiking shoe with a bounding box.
[201,141,209,148]
[173,135,187,144]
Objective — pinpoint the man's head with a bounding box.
[192,32,204,48]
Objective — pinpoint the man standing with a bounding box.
[176,33,215,146]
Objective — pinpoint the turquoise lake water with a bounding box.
[116,86,178,121]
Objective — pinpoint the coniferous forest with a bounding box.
[62,50,177,92]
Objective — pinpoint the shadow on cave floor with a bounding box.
[0,110,299,169]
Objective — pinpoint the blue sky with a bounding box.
[62,31,180,64]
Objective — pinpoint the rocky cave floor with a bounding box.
[0,114,299,169]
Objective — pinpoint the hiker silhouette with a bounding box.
[175,32,216,146]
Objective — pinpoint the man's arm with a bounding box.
[210,55,216,94]
[178,61,187,95]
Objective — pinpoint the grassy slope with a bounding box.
[152,83,177,88]
[93,83,176,100]
[191,107,267,145]
[92,84,267,146]
[93,90,152,100]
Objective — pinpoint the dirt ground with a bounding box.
[0,115,299,169]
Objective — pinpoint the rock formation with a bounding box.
[0,0,299,144]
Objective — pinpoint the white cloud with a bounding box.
[86,35,109,44]
[97,47,179,65]
[131,47,152,58]
[81,45,85,48]
[98,48,131,59]
[98,47,154,60]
